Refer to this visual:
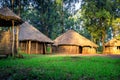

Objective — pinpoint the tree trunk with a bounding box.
[18,0,21,16]
[102,30,106,53]
[16,0,21,53]
[11,0,14,11]
[61,0,64,33]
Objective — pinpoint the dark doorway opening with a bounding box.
[117,46,120,49]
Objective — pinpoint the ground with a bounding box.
[0,54,120,80]
[50,53,120,58]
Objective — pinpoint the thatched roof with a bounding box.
[54,30,98,47]
[19,22,53,43]
[105,38,120,47]
[0,7,23,26]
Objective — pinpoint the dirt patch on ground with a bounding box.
[48,53,120,58]
[105,55,120,58]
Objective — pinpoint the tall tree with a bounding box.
[81,0,117,52]
[112,18,120,37]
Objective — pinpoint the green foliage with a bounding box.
[0,54,120,80]
[81,0,119,52]
[46,47,51,53]
[111,18,120,37]
[115,34,120,40]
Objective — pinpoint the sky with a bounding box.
[75,0,82,10]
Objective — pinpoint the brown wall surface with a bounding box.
[53,45,97,54]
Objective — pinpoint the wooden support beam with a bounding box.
[16,26,19,53]
[12,20,15,57]
[50,44,52,53]
[28,40,31,54]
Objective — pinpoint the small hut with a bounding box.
[0,7,23,56]
[19,22,53,54]
[104,38,120,54]
[53,30,98,54]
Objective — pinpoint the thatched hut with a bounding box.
[53,30,98,54]
[19,22,53,54]
[0,7,23,56]
[104,38,120,54]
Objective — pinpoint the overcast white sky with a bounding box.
[75,1,82,10]
[0,0,82,10]
[74,0,82,10]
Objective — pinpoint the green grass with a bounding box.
[0,54,120,80]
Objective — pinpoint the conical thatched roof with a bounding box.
[105,38,120,47]
[54,30,98,47]
[0,7,23,26]
[19,22,53,43]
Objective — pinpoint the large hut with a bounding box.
[104,38,120,54]
[0,7,23,56]
[19,22,53,54]
[53,30,98,54]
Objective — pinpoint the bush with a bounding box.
[15,47,24,58]
[46,47,51,53]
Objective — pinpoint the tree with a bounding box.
[81,0,117,52]
[112,18,120,37]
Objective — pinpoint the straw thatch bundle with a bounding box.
[53,30,98,54]
[0,7,23,26]
[105,38,120,47]
[19,22,53,43]
[104,38,120,54]
[54,30,98,47]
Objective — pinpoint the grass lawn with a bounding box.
[0,54,120,80]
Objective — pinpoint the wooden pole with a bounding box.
[26,41,28,53]
[16,26,19,53]
[50,44,52,53]
[28,40,31,54]
[12,20,15,57]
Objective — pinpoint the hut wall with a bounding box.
[57,45,79,54]
[104,46,120,54]
[90,48,97,54]
[19,41,52,54]
[38,43,44,54]
[116,46,120,54]
[19,41,40,54]
[31,41,37,54]
[52,46,58,53]
[0,31,11,55]
[19,41,27,53]
[82,47,90,54]
[82,47,96,54]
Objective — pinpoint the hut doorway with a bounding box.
[117,46,120,50]
[43,43,46,54]
[79,46,82,54]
